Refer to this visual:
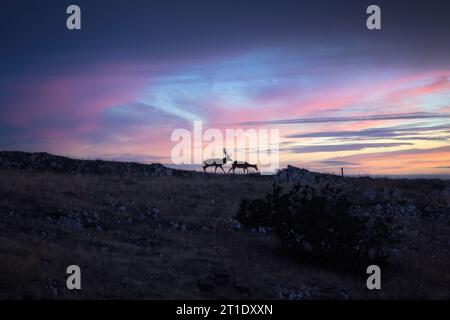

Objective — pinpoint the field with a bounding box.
[0,153,450,299]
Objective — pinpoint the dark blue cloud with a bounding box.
[237,112,450,127]
[319,160,359,166]
[286,123,450,139]
[286,142,412,153]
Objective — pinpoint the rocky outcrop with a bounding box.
[0,151,177,177]
[274,165,342,184]
[272,165,450,224]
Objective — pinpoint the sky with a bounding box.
[1,0,450,175]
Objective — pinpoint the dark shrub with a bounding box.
[236,184,395,271]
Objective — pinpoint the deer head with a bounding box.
[223,148,232,162]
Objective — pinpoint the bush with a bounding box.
[236,184,395,271]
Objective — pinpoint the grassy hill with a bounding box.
[0,151,449,299]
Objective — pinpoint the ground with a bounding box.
[0,166,449,299]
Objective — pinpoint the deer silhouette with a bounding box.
[203,149,232,173]
[228,161,258,174]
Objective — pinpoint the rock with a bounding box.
[46,278,59,296]
[231,222,242,231]
[274,165,340,184]
[59,216,84,230]
[288,289,303,300]
[257,226,271,234]
[0,151,179,177]
[135,238,153,246]
[339,290,350,299]
[275,165,314,182]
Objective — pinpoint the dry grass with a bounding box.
[0,170,449,299]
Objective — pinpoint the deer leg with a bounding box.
[220,165,226,174]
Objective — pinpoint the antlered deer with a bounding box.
[228,161,258,174]
[203,149,232,173]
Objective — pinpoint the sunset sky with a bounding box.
[1,0,450,175]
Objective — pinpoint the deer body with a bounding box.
[228,161,258,174]
[203,149,232,173]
